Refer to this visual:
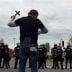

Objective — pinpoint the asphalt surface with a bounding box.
[0,58,72,72]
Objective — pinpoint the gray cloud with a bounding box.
[0,0,72,48]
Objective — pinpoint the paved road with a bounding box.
[0,67,72,72]
[0,58,72,72]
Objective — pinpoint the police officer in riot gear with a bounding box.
[38,47,44,69]
[65,44,72,69]
[0,43,5,68]
[70,47,72,69]
[57,45,64,69]
[51,44,59,69]
[2,44,10,68]
[0,43,4,68]
[14,43,20,69]
[43,46,48,68]
[38,45,48,69]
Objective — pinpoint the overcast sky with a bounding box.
[0,0,72,48]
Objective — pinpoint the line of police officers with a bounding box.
[0,43,11,68]
[0,42,20,69]
[13,44,48,69]
[51,43,72,69]
[0,42,72,69]
[13,43,72,69]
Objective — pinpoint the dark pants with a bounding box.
[43,60,47,68]
[58,57,64,69]
[52,57,59,69]
[14,56,19,68]
[2,58,9,68]
[38,57,44,69]
[65,57,72,69]
[0,56,2,68]
[19,44,38,72]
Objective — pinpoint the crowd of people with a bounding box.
[0,42,48,69]
[0,43,11,68]
[0,41,72,70]
[0,42,20,69]
[0,9,72,72]
[51,43,72,69]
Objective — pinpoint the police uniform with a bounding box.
[65,45,72,69]
[51,44,59,69]
[43,47,48,68]
[14,45,20,69]
[38,47,44,69]
[57,46,64,69]
[2,44,10,68]
[70,48,72,69]
[0,45,4,68]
